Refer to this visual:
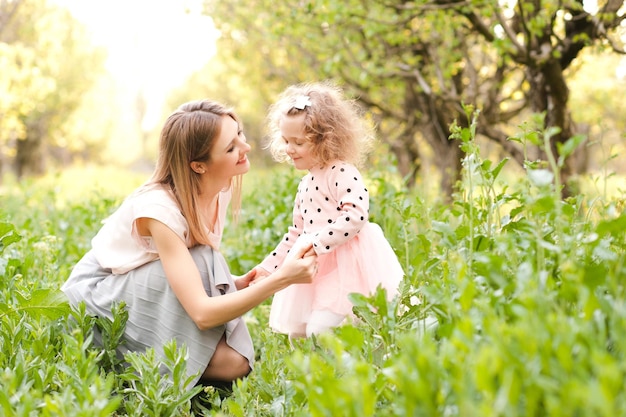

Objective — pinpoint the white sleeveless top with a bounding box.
[91,183,229,274]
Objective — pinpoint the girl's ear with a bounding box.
[190,161,206,174]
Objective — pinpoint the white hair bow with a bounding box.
[294,95,312,110]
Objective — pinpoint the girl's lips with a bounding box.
[237,156,248,164]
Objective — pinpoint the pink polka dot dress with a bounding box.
[259,161,404,334]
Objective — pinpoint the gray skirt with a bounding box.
[61,246,254,389]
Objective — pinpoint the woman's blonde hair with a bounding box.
[147,99,243,247]
[265,81,375,168]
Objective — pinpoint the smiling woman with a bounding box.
[60,99,318,390]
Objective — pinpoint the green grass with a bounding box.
[2,122,626,415]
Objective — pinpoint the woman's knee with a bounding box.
[204,338,251,381]
[222,346,251,379]
[233,355,251,379]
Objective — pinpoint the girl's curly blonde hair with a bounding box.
[265,81,375,168]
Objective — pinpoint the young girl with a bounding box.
[255,82,404,337]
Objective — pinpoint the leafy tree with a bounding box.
[173,5,323,160]
[0,0,106,179]
[447,0,625,196]
[206,0,625,199]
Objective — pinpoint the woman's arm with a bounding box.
[146,218,316,330]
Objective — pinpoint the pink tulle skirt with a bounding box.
[269,222,404,334]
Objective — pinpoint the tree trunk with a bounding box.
[389,131,420,187]
[414,92,465,202]
[15,121,46,178]
[528,58,584,198]
[437,141,464,199]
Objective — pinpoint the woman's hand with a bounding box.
[145,217,318,330]
[274,242,317,285]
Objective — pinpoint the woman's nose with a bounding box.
[239,136,251,152]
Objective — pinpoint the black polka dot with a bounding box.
[315,186,319,190]
[332,165,336,169]
[360,216,364,220]
[310,220,313,224]
[325,197,329,201]
[346,217,350,221]
[272,252,277,256]
[359,196,363,200]
[335,182,338,186]
[344,233,349,237]
[286,237,289,241]
[340,168,345,172]
[329,231,333,235]
[328,219,333,223]
[354,177,357,180]
[336,207,341,211]
[326,245,330,250]
[312,176,315,180]
[304,209,308,213]
[347,188,351,192]
[317,208,321,212]
[314,243,318,247]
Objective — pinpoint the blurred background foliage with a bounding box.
[1,0,625,199]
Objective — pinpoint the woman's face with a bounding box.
[280,113,316,170]
[205,116,251,181]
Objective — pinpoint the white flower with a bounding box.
[527,168,554,187]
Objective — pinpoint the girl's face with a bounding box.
[204,116,251,181]
[280,113,317,170]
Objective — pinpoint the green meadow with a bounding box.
[2,125,626,416]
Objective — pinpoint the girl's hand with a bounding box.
[250,266,270,285]
[302,246,316,257]
[234,269,258,290]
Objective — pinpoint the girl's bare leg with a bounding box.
[306,310,345,337]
